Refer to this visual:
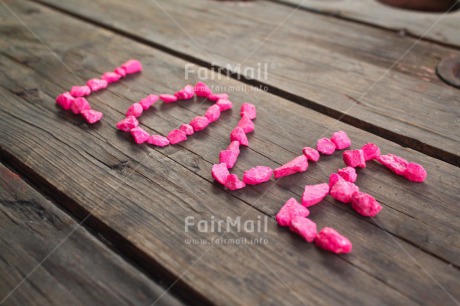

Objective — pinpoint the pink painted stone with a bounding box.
[139,94,159,110]
[56,92,75,110]
[147,135,170,147]
[276,198,310,227]
[81,109,103,124]
[274,155,308,178]
[116,116,139,132]
[114,67,127,77]
[174,85,195,100]
[330,180,359,203]
[194,82,212,97]
[337,167,357,183]
[230,127,249,146]
[227,140,240,152]
[317,138,336,155]
[403,162,427,182]
[240,103,256,120]
[377,154,408,175]
[237,115,254,133]
[343,149,366,168]
[70,97,91,115]
[130,127,150,144]
[121,59,142,74]
[216,99,233,111]
[101,71,121,83]
[205,104,221,122]
[361,143,381,161]
[351,191,382,217]
[179,123,195,136]
[190,116,210,132]
[211,163,230,185]
[302,147,320,162]
[289,217,317,243]
[301,183,330,207]
[329,173,344,189]
[330,131,351,150]
[70,85,91,97]
[167,129,187,144]
[86,78,108,92]
[160,94,178,103]
[219,149,240,169]
[126,103,143,117]
[243,166,273,185]
[225,174,246,191]
[315,227,352,254]
[208,93,228,102]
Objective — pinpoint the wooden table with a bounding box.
[1,0,459,305]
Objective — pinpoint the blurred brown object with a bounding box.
[377,0,458,12]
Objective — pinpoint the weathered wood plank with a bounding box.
[271,0,460,48]
[0,2,459,305]
[33,0,460,165]
[0,163,184,306]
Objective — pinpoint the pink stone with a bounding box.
[337,166,357,183]
[403,162,427,182]
[240,103,256,120]
[179,123,194,136]
[274,155,308,178]
[167,129,187,144]
[289,217,317,243]
[174,85,195,100]
[351,191,382,217]
[70,85,91,97]
[230,127,249,146]
[208,93,228,102]
[276,198,310,227]
[302,147,320,162]
[225,174,246,190]
[243,166,273,185]
[130,127,150,144]
[114,67,127,77]
[116,116,139,132]
[86,78,108,92]
[216,99,233,111]
[121,59,142,74]
[227,140,240,152]
[56,92,75,110]
[301,183,330,207]
[317,138,336,155]
[211,163,230,185]
[147,135,170,147]
[101,71,121,83]
[329,173,344,189]
[160,94,178,103]
[377,154,408,175]
[70,97,91,115]
[330,180,359,203]
[205,104,221,122]
[139,94,159,110]
[190,116,210,132]
[361,143,380,161]
[330,131,351,150]
[315,227,352,254]
[194,82,212,97]
[343,149,366,168]
[81,109,103,124]
[126,103,143,117]
[237,115,254,133]
[219,149,240,169]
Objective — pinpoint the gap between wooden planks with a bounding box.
[32,0,460,166]
[0,1,459,305]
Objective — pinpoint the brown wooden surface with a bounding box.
[0,163,183,306]
[272,0,460,47]
[0,1,459,305]
[34,0,460,166]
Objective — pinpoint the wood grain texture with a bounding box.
[271,0,460,47]
[1,1,459,305]
[0,163,183,306]
[33,0,460,166]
